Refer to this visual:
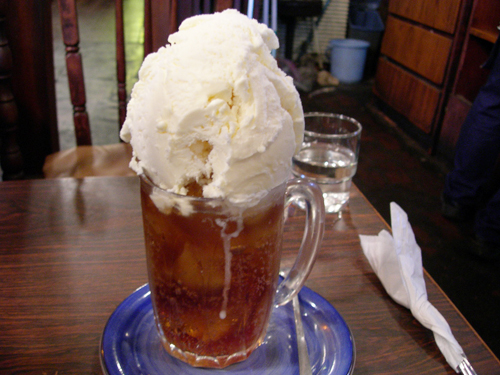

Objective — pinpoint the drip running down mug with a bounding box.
[140,175,325,368]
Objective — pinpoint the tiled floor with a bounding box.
[52,0,499,359]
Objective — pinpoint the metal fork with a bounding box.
[458,357,478,375]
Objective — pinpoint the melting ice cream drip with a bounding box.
[215,215,244,319]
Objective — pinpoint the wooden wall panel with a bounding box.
[380,16,453,85]
[469,0,500,43]
[374,58,441,134]
[454,35,492,102]
[438,95,470,158]
[215,0,233,11]
[5,0,58,177]
[388,0,461,34]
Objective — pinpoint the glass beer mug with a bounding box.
[140,175,325,368]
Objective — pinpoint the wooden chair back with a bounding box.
[58,0,255,145]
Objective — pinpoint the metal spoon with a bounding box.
[293,293,312,375]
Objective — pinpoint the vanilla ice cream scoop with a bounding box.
[120,9,304,206]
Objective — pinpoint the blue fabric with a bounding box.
[444,35,500,244]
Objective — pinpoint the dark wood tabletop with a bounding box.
[0,176,499,374]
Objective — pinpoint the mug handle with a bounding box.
[275,178,325,306]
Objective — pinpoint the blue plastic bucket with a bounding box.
[328,39,370,84]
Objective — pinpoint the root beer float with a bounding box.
[121,9,324,368]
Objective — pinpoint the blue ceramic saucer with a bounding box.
[100,283,355,375]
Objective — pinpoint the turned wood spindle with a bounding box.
[57,0,92,146]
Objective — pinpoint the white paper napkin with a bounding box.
[359,202,471,373]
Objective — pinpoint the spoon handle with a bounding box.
[293,294,312,375]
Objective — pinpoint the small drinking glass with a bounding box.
[140,174,325,368]
[292,112,362,214]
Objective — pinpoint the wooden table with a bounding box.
[0,176,499,374]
